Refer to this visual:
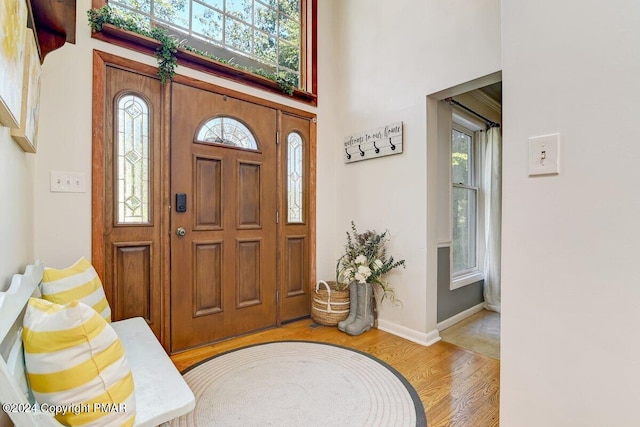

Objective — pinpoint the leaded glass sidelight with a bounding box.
[196,117,258,150]
[117,94,150,224]
[287,132,303,223]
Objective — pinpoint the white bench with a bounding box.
[0,261,195,426]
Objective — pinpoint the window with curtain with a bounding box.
[108,0,303,88]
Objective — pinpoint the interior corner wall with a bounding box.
[330,0,500,340]
[501,0,640,425]
[314,0,340,280]
[0,129,34,289]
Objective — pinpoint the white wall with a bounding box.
[501,0,640,425]
[330,0,501,341]
[0,129,34,289]
[314,0,339,280]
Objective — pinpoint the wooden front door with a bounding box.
[170,83,278,352]
[94,52,315,353]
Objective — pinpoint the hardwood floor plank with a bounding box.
[428,360,500,427]
[169,319,501,426]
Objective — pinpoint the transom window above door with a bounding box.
[196,116,259,150]
[108,0,303,88]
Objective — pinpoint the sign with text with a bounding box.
[343,121,403,163]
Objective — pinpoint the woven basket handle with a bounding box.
[315,280,333,313]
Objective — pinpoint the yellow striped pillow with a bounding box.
[23,298,136,427]
[41,257,111,322]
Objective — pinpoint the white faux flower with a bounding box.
[355,254,367,265]
[373,259,383,270]
[340,267,354,284]
[355,265,372,283]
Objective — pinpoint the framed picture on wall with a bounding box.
[11,28,41,153]
[0,0,28,129]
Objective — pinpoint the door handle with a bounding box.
[176,227,187,237]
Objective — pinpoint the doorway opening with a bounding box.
[427,73,502,359]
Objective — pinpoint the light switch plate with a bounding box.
[528,133,560,176]
[50,171,86,193]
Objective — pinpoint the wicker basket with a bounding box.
[311,280,350,326]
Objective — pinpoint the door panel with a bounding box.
[193,241,223,316]
[278,113,313,321]
[113,243,152,320]
[170,83,277,352]
[237,239,262,307]
[237,162,262,227]
[285,236,306,297]
[194,157,222,229]
[102,66,163,337]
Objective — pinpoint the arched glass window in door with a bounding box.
[196,117,258,150]
[117,94,150,224]
[287,132,303,223]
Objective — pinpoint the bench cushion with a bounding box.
[23,298,136,426]
[41,257,111,322]
[111,318,195,427]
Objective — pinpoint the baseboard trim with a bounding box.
[377,319,441,347]
[436,302,485,331]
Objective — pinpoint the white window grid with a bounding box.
[451,122,479,278]
[109,0,301,82]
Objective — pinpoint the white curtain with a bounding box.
[482,127,502,312]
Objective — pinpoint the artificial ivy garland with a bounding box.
[87,5,296,95]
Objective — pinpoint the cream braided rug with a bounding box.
[168,341,426,427]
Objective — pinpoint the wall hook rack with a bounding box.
[343,121,403,164]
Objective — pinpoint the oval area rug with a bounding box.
[168,341,426,427]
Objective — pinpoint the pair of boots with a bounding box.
[338,282,374,336]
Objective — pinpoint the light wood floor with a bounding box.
[441,310,501,360]
[171,319,500,426]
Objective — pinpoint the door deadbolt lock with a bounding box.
[176,227,186,237]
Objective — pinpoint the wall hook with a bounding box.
[345,147,351,160]
[358,145,365,157]
[389,137,396,151]
[373,141,380,154]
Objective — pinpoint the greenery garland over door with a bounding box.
[87,5,297,94]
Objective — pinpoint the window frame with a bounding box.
[90,0,317,106]
[450,120,484,289]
